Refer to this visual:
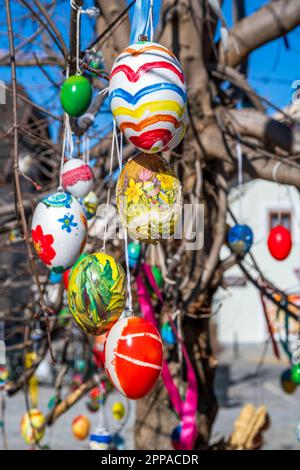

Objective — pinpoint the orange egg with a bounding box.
[72,415,90,440]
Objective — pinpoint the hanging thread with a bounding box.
[102,120,116,252]
[114,122,133,315]
[236,140,243,221]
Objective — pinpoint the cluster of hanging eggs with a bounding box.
[116,153,182,243]
[109,41,187,153]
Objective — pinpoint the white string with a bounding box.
[102,120,116,252]
[59,113,73,189]
[236,140,243,222]
[272,161,283,225]
[114,122,133,315]
[145,0,154,41]
[76,8,81,75]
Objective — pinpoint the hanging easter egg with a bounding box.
[86,399,99,413]
[111,433,125,450]
[0,367,8,389]
[109,41,187,153]
[151,265,163,288]
[161,321,176,345]
[31,191,87,273]
[20,409,45,445]
[162,109,188,152]
[72,415,91,440]
[60,75,93,117]
[47,396,61,410]
[61,159,94,198]
[128,241,141,268]
[70,373,83,391]
[49,270,62,284]
[116,154,182,243]
[68,253,127,335]
[171,424,182,450]
[268,225,292,261]
[111,402,125,421]
[89,425,112,450]
[291,363,300,385]
[297,422,300,442]
[81,191,99,220]
[281,369,297,394]
[104,316,163,399]
[83,50,105,77]
[227,224,253,256]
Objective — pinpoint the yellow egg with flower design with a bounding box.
[116,154,182,243]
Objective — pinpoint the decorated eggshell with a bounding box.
[61,158,94,198]
[109,41,187,153]
[72,415,90,440]
[89,425,112,450]
[111,402,125,421]
[104,316,163,400]
[81,190,99,220]
[268,225,292,261]
[116,153,182,243]
[31,191,87,273]
[67,253,127,335]
[227,224,253,256]
[20,409,45,445]
[162,109,188,152]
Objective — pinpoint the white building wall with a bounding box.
[215,179,300,344]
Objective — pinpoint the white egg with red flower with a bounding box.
[31,191,87,273]
[61,158,94,198]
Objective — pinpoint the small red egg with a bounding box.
[267,225,292,261]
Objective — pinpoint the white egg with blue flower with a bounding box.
[31,191,87,273]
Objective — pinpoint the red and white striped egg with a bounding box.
[104,316,163,399]
[61,158,94,198]
[109,41,187,154]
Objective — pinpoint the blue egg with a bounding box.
[171,424,182,450]
[128,241,142,268]
[227,224,253,256]
[161,322,177,345]
[49,270,63,284]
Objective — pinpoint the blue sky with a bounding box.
[0,0,300,141]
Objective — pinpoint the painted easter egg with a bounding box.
[20,409,45,445]
[111,402,125,421]
[291,363,300,385]
[162,109,188,152]
[268,225,292,261]
[281,369,297,394]
[60,75,93,117]
[81,191,99,220]
[161,321,176,345]
[128,241,141,268]
[109,41,187,153]
[116,153,182,243]
[171,424,182,450]
[104,316,163,399]
[227,224,253,256]
[89,425,112,450]
[68,253,127,335]
[72,415,91,440]
[0,367,8,389]
[61,159,94,198]
[31,191,87,273]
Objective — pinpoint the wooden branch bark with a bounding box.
[219,0,300,67]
